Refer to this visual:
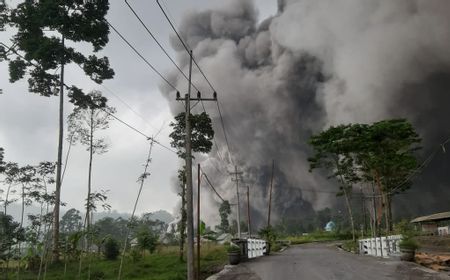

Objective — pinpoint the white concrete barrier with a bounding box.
[247,238,267,259]
[359,235,402,258]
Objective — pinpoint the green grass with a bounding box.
[285,231,353,245]
[341,240,359,253]
[2,245,227,280]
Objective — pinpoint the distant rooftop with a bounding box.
[411,211,450,223]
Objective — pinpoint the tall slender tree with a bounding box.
[67,91,114,235]
[309,125,361,241]
[3,0,115,261]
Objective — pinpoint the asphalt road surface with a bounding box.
[211,243,450,280]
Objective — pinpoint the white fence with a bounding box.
[247,238,267,259]
[359,235,402,258]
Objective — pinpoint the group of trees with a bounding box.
[0,0,116,264]
[59,209,166,259]
[308,119,421,240]
[0,159,56,277]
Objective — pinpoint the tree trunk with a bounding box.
[20,184,25,228]
[342,187,356,241]
[4,184,12,215]
[86,110,94,280]
[387,194,393,232]
[17,183,25,279]
[87,109,94,236]
[52,35,65,263]
[383,193,389,235]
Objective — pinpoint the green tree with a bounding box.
[309,125,359,241]
[67,91,115,235]
[3,0,115,260]
[169,112,214,159]
[136,228,158,256]
[0,212,25,276]
[355,119,420,232]
[216,201,231,233]
[309,119,421,237]
[0,147,5,173]
[2,162,19,215]
[103,237,119,260]
[60,208,82,235]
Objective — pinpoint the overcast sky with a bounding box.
[0,0,278,218]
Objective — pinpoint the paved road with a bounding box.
[211,243,450,280]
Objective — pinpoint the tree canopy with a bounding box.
[2,0,114,107]
[169,112,214,158]
[308,119,421,234]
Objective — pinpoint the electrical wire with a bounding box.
[201,170,226,203]
[106,20,180,93]
[2,41,177,156]
[100,108,177,155]
[155,0,236,166]
[365,136,450,199]
[124,0,200,93]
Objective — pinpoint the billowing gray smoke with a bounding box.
[163,0,450,227]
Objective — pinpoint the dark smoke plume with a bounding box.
[163,0,450,227]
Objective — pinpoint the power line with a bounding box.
[156,1,235,165]
[106,20,180,93]
[201,169,226,203]
[1,42,177,155]
[72,62,163,136]
[100,83,160,134]
[156,0,215,93]
[124,0,200,93]
[199,100,229,176]
[215,101,234,165]
[367,136,450,198]
[100,108,177,155]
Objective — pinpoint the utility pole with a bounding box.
[197,163,201,280]
[267,160,275,228]
[247,186,251,238]
[175,50,217,280]
[229,166,243,238]
[360,186,366,238]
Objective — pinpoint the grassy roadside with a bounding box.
[285,231,353,245]
[2,244,227,280]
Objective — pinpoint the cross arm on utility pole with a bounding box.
[176,91,217,101]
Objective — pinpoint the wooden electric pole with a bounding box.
[229,166,243,238]
[175,50,217,280]
[267,160,275,228]
[247,186,251,238]
[197,163,201,280]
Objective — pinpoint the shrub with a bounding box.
[399,238,419,251]
[137,229,158,255]
[103,237,120,260]
[91,271,105,280]
[130,248,142,263]
[226,244,240,254]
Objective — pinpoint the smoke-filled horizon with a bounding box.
[163,0,450,229]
